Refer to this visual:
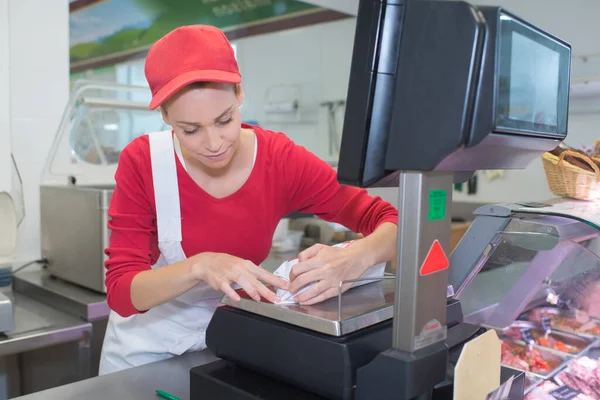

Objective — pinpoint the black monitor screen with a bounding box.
[495,12,570,139]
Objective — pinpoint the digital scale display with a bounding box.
[495,12,570,139]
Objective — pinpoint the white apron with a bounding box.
[99,131,224,375]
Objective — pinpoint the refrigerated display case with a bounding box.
[450,200,600,395]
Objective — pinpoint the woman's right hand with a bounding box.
[194,252,289,303]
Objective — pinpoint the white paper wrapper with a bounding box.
[272,241,386,304]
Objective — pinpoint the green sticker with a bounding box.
[428,190,447,221]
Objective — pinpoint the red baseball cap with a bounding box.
[145,25,241,110]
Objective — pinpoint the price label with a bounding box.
[541,316,552,331]
[549,385,581,400]
[520,328,535,345]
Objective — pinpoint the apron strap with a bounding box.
[148,131,182,243]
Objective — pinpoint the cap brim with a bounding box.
[149,69,242,110]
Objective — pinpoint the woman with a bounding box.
[99,24,398,375]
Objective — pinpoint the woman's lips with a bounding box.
[203,147,230,161]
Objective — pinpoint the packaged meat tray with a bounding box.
[525,380,595,399]
[554,356,600,399]
[501,321,593,355]
[501,340,570,378]
[521,308,600,338]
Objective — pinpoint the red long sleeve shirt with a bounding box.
[105,124,398,317]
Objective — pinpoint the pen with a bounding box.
[156,389,181,400]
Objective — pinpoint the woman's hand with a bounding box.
[194,252,290,303]
[287,243,371,305]
[287,223,397,306]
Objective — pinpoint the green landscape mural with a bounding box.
[70,0,322,68]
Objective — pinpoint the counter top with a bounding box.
[12,350,218,400]
[0,291,92,357]
[14,270,109,321]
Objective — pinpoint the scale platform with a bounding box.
[221,276,456,336]
[220,276,396,336]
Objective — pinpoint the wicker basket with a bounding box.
[542,149,600,201]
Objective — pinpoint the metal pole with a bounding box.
[393,171,453,352]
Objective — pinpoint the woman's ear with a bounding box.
[160,106,171,126]
[236,84,245,107]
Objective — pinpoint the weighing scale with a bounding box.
[190,0,572,398]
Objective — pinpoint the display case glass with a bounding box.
[42,80,167,186]
[457,214,600,328]
[452,206,600,393]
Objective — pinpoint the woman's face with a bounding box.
[161,82,244,171]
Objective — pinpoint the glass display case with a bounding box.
[450,201,600,395]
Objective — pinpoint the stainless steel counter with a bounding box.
[13,270,111,381]
[12,350,218,400]
[14,271,108,321]
[0,290,93,398]
[0,291,91,358]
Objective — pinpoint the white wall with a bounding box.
[0,0,69,261]
[234,18,354,161]
[0,1,10,194]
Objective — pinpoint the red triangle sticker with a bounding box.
[419,240,449,276]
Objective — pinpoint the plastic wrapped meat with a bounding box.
[556,357,600,399]
[571,359,596,382]
[525,381,595,400]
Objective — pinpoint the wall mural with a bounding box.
[69,0,334,72]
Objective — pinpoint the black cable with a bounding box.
[12,258,49,274]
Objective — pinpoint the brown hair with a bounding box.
[162,82,240,113]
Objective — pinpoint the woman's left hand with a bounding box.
[287,243,370,305]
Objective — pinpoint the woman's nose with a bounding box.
[203,128,223,152]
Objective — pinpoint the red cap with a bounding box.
[145,25,241,110]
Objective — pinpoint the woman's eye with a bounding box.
[183,128,198,135]
[218,117,232,126]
